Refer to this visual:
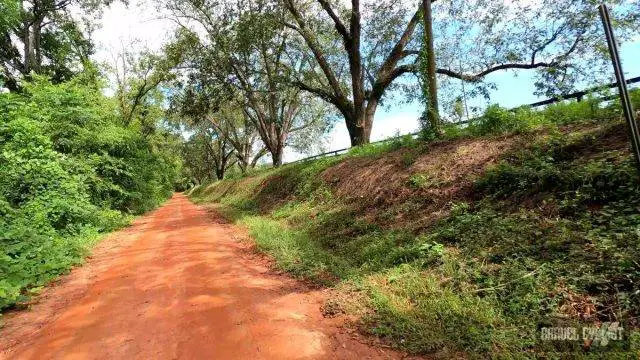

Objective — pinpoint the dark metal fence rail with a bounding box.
[286,76,640,165]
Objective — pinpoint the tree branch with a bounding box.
[376,6,422,84]
[316,0,350,41]
[370,64,416,101]
[283,0,348,106]
[436,62,556,82]
[293,80,341,108]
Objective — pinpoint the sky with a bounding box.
[91,1,640,163]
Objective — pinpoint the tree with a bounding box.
[171,80,268,175]
[429,0,639,99]
[180,123,237,182]
[165,0,332,167]
[0,1,19,88]
[0,0,117,91]
[110,45,180,127]
[165,30,268,174]
[282,0,638,144]
[206,128,235,181]
[209,105,268,174]
[420,0,439,132]
[282,0,422,146]
[109,34,194,128]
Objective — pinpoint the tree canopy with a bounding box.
[165,0,333,167]
[0,0,123,91]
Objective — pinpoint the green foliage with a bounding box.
[347,134,419,159]
[0,0,19,34]
[362,265,516,354]
[237,216,349,283]
[476,126,637,205]
[0,77,180,310]
[408,174,429,189]
[539,95,619,125]
[467,104,548,136]
[407,173,448,189]
[0,0,116,90]
[188,101,639,357]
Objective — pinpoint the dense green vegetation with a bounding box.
[2,0,639,357]
[0,75,182,310]
[189,96,640,357]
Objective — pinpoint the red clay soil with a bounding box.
[0,194,406,360]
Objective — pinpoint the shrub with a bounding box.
[0,77,180,310]
[467,104,551,137]
[540,95,620,125]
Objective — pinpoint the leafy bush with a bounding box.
[540,95,618,125]
[0,77,180,310]
[347,134,419,158]
[468,104,549,136]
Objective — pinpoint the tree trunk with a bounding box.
[33,18,42,69]
[251,149,266,168]
[422,0,440,132]
[270,146,283,167]
[215,168,225,180]
[237,159,248,174]
[23,21,33,74]
[213,155,226,180]
[23,16,43,75]
[215,156,226,180]
[346,108,374,146]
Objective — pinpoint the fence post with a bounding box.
[599,4,640,173]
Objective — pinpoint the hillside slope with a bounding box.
[189,113,639,357]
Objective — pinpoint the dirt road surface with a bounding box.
[0,194,405,360]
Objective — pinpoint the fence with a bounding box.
[286,75,640,165]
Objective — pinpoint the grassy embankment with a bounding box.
[189,95,640,358]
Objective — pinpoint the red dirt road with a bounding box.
[0,194,403,360]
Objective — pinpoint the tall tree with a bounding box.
[282,0,421,146]
[171,81,268,174]
[421,0,439,133]
[110,43,182,127]
[0,0,117,91]
[282,0,639,144]
[229,10,314,167]
[166,31,268,173]
[209,105,268,174]
[182,126,235,182]
[166,0,332,167]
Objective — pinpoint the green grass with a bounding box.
[189,97,640,358]
[360,264,520,355]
